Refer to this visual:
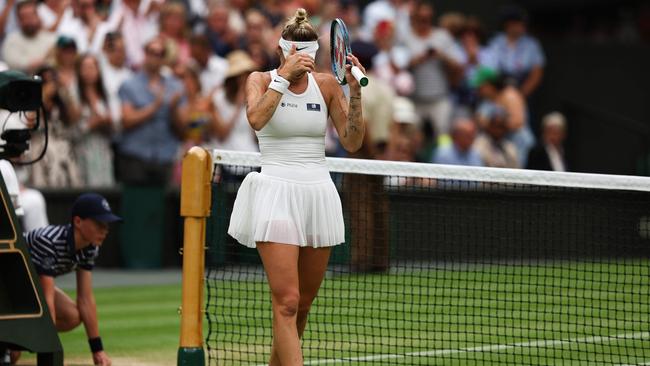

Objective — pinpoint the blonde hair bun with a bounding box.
[293,8,308,25]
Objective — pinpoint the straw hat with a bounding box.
[392,97,419,125]
[225,50,258,78]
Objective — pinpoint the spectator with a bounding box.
[210,50,258,153]
[204,3,237,57]
[361,0,410,43]
[158,1,190,66]
[28,65,84,188]
[99,31,132,126]
[439,11,466,41]
[486,6,545,98]
[175,64,220,145]
[53,36,82,112]
[526,112,568,172]
[239,8,277,71]
[352,39,395,158]
[37,0,72,32]
[75,53,115,187]
[372,19,413,96]
[473,66,534,166]
[180,0,208,29]
[116,37,184,186]
[386,96,423,162]
[57,0,111,54]
[17,193,122,366]
[113,0,159,67]
[188,33,227,95]
[473,105,519,169]
[433,117,483,166]
[255,0,288,28]
[456,17,491,108]
[0,0,18,42]
[404,1,463,137]
[1,0,56,73]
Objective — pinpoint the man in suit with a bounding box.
[526,112,568,171]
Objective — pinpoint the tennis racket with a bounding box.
[330,18,368,87]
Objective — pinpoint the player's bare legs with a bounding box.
[296,247,331,337]
[258,242,302,366]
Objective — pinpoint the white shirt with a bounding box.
[200,55,228,95]
[58,16,113,54]
[545,144,566,172]
[1,30,57,71]
[211,90,257,153]
[113,0,159,67]
[100,54,133,128]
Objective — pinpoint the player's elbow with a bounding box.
[343,138,364,153]
[247,112,267,131]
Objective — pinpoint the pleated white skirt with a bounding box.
[227,167,345,248]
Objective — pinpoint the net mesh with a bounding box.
[204,150,650,365]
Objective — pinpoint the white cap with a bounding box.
[392,97,419,124]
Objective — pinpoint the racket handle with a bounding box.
[351,66,368,87]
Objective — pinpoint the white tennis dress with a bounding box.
[227,70,345,248]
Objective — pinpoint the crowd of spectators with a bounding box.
[1,0,572,191]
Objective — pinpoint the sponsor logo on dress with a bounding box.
[306,103,321,111]
[281,102,298,108]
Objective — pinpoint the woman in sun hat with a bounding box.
[210,50,259,153]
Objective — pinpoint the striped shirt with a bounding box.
[24,224,99,277]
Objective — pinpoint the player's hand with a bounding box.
[278,45,315,83]
[93,350,112,366]
[345,53,366,93]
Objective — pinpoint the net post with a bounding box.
[178,146,212,366]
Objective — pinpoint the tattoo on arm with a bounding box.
[345,97,362,138]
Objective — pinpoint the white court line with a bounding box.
[284,332,650,365]
[614,363,650,366]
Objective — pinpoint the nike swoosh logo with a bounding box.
[296,46,308,51]
[274,79,281,82]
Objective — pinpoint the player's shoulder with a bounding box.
[312,71,337,84]
[312,72,339,92]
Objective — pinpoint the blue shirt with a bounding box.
[117,72,184,163]
[433,144,484,167]
[25,224,98,277]
[485,33,545,86]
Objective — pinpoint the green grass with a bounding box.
[16,260,650,365]
[206,259,650,365]
[20,284,184,365]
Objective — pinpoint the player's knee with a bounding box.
[298,296,315,317]
[57,308,81,332]
[274,291,300,318]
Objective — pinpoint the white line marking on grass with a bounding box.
[292,332,650,365]
[613,363,650,366]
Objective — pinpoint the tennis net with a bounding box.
[205,149,650,365]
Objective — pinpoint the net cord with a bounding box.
[211,149,650,192]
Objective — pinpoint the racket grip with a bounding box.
[351,66,368,87]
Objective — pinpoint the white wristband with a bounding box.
[268,75,290,94]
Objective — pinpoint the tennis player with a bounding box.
[227,8,365,365]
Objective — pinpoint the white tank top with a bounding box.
[256,70,329,181]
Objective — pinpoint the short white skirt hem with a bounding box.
[227,171,345,249]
